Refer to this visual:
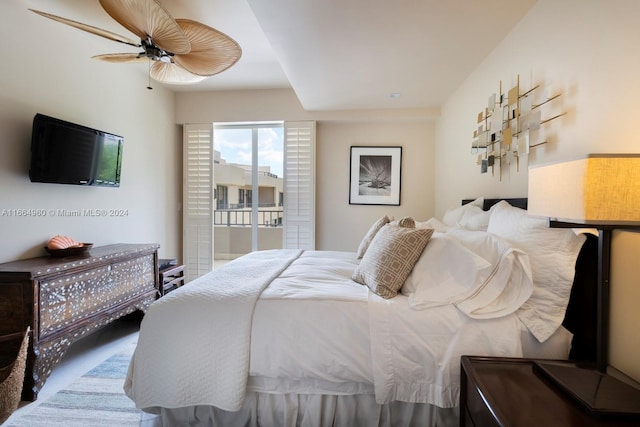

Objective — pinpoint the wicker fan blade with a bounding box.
[150,61,207,85]
[173,19,241,77]
[93,53,148,63]
[29,8,140,48]
[99,0,190,55]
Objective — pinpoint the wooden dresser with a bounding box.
[0,243,159,401]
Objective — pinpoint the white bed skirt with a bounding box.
[139,392,458,427]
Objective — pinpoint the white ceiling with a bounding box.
[27,0,537,111]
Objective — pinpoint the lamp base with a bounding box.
[533,361,640,417]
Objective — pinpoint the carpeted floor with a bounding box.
[5,344,140,427]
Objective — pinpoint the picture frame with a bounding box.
[349,146,402,205]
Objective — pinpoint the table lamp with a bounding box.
[528,153,640,416]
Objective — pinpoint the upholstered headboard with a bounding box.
[563,232,598,361]
[462,197,528,211]
[462,197,597,362]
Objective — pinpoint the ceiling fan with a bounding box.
[30,0,242,88]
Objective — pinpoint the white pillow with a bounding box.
[405,229,533,319]
[403,233,491,303]
[447,229,533,319]
[458,205,492,231]
[415,217,450,232]
[487,201,586,342]
[442,197,484,228]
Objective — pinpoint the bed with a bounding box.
[124,198,598,427]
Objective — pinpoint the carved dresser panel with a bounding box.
[0,243,159,400]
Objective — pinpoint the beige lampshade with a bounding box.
[528,154,640,225]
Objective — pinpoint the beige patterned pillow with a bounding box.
[356,215,391,259]
[393,216,415,228]
[352,224,434,299]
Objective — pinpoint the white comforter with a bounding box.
[368,293,522,407]
[125,248,531,413]
[124,249,302,412]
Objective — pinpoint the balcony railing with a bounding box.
[214,209,283,227]
[220,203,277,210]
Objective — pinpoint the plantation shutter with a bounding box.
[283,121,316,249]
[183,123,214,282]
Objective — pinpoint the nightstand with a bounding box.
[158,264,185,297]
[460,356,639,427]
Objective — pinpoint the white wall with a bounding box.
[435,0,640,381]
[176,88,436,252]
[317,121,434,251]
[435,0,640,217]
[0,1,181,263]
[610,231,640,383]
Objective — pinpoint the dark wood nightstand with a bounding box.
[158,264,185,297]
[460,356,639,427]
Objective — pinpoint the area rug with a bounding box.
[6,345,141,426]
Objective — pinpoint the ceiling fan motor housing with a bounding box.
[142,37,173,63]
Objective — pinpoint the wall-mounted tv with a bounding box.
[29,113,123,187]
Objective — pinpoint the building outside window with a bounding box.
[213,123,284,259]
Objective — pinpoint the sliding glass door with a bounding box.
[213,122,284,262]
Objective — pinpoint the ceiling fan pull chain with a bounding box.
[147,60,153,90]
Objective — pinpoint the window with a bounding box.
[216,185,228,209]
[239,189,245,207]
[214,122,284,257]
[183,121,315,281]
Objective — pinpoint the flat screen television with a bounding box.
[29,113,123,187]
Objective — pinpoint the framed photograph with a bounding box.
[349,146,402,205]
